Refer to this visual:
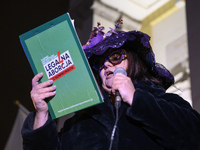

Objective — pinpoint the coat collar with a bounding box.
[82,81,165,131]
[135,81,166,97]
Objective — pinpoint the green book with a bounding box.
[19,13,103,119]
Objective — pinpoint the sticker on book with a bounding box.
[41,50,75,81]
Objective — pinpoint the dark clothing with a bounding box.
[22,81,200,150]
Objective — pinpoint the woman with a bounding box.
[22,23,200,150]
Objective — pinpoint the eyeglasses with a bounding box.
[93,49,127,71]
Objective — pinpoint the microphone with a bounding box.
[113,68,127,109]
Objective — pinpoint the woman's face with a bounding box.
[99,51,129,93]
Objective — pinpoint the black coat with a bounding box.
[22,81,200,150]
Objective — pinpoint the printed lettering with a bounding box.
[42,50,75,81]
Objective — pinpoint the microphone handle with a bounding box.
[115,90,121,109]
[115,90,121,102]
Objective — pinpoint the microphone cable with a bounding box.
[108,101,120,150]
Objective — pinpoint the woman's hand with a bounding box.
[31,73,56,129]
[111,73,135,105]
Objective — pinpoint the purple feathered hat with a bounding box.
[82,22,174,89]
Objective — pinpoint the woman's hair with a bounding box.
[91,48,164,89]
[125,49,163,87]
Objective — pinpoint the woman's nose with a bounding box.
[103,59,113,69]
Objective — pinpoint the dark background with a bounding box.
[186,0,200,113]
[0,0,200,149]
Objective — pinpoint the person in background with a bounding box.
[22,21,200,150]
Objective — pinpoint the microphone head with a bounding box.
[113,68,127,76]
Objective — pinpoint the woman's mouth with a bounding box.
[106,71,113,78]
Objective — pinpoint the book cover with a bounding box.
[19,13,103,119]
